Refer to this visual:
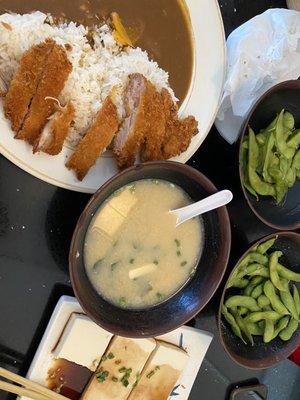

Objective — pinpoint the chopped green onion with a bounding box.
[101,355,107,362]
[96,370,109,383]
[111,261,119,271]
[153,260,159,265]
[176,250,181,257]
[181,261,187,267]
[155,366,160,371]
[129,258,135,264]
[112,377,118,382]
[115,359,121,365]
[146,370,155,379]
[151,179,159,184]
[156,292,163,300]
[175,239,181,247]
[129,185,136,194]
[119,367,126,373]
[118,297,126,307]
[122,379,129,387]
[107,352,115,359]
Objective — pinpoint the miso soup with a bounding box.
[84,179,203,308]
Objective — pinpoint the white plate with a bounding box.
[22,296,213,400]
[0,0,226,193]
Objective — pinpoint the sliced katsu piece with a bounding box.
[66,96,119,181]
[16,43,72,144]
[140,83,166,161]
[4,39,55,133]
[33,101,75,155]
[113,73,149,169]
[142,88,198,161]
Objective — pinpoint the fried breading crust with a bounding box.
[17,43,72,144]
[66,97,119,181]
[4,39,55,133]
[33,101,75,155]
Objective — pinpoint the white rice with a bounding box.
[0,12,175,144]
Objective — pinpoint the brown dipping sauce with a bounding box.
[47,358,92,400]
[0,0,193,103]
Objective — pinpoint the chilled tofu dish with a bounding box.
[84,179,203,309]
[46,313,190,400]
[0,0,198,180]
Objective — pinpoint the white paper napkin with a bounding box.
[215,8,300,144]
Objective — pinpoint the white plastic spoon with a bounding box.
[170,189,233,227]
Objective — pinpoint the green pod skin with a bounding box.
[277,263,300,282]
[251,283,264,299]
[244,277,265,296]
[262,132,275,183]
[230,278,249,289]
[221,305,246,344]
[239,307,248,316]
[256,133,266,145]
[257,295,271,309]
[279,318,299,341]
[235,313,254,345]
[285,168,296,188]
[241,136,259,199]
[293,285,300,316]
[247,265,270,279]
[283,111,295,130]
[263,280,290,315]
[275,110,295,159]
[272,316,290,340]
[287,129,300,149]
[247,322,264,336]
[236,262,263,280]
[269,251,288,292]
[256,238,276,255]
[245,311,281,324]
[279,281,299,321]
[263,319,275,343]
[292,150,300,171]
[225,296,260,312]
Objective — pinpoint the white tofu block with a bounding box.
[92,189,137,238]
[81,336,156,400]
[52,313,113,371]
[129,263,157,280]
[128,341,189,400]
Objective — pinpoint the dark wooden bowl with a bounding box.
[69,161,231,337]
[239,80,300,230]
[218,232,300,369]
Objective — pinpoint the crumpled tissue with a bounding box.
[215,8,300,144]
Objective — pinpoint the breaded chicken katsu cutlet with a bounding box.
[66,97,119,181]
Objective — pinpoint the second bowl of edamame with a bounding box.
[239,79,300,230]
[218,232,300,369]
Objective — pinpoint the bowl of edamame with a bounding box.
[218,232,300,369]
[239,79,300,230]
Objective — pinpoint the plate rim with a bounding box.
[0,0,226,193]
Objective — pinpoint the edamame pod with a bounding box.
[257,295,270,309]
[245,311,281,324]
[263,280,290,315]
[239,307,248,316]
[221,305,246,344]
[263,319,275,343]
[293,285,300,316]
[251,283,264,299]
[277,263,300,282]
[262,132,275,183]
[256,238,276,255]
[275,110,295,159]
[247,265,270,278]
[247,322,264,336]
[230,278,249,289]
[269,251,287,292]
[272,316,290,340]
[283,111,295,130]
[287,129,300,149]
[292,150,300,171]
[235,313,254,345]
[279,318,298,341]
[279,281,299,321]
[225,296,260,312]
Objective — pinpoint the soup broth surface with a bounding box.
[84,179,203,309]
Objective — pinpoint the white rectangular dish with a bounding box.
[21,296,213,400]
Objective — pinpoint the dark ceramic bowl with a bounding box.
[239,80,300,230]
[70,161,231,337]
[218,232,300,369]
